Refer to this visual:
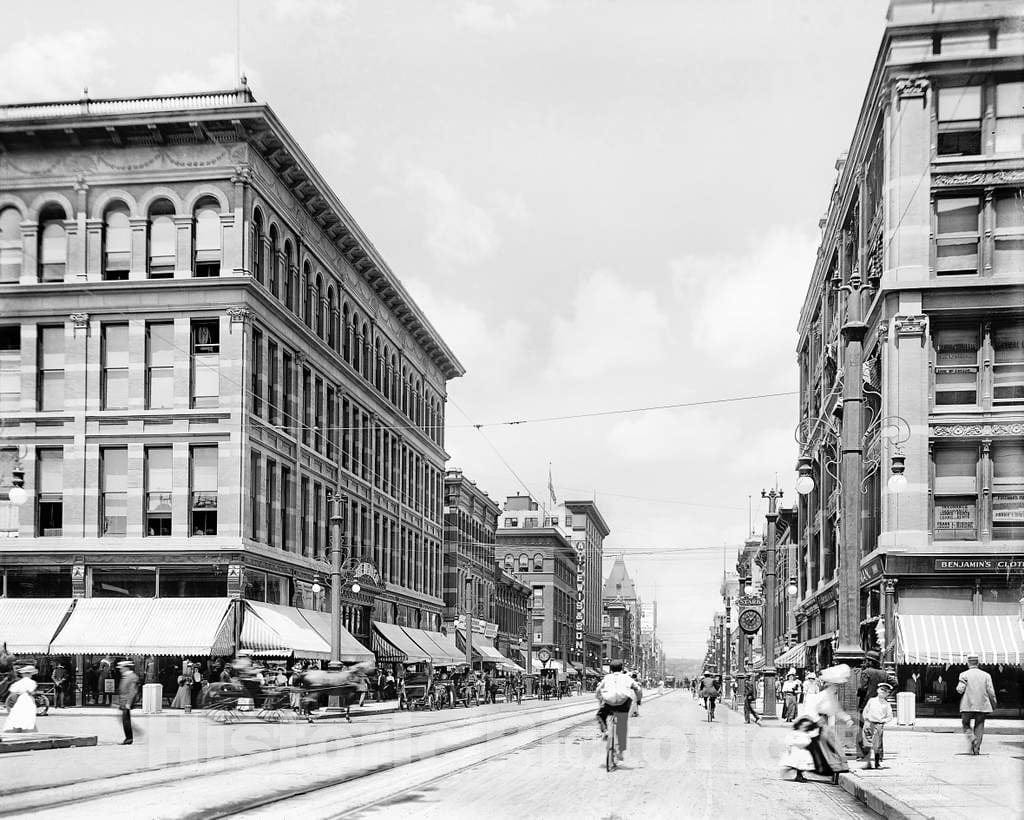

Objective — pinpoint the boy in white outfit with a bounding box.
[861,681,893,769]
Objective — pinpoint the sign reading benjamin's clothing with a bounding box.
[934,557,1024,572]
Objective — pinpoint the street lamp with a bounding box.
[6,460,27,507]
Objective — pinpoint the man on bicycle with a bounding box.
[595,660,642,760]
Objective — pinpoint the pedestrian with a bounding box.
[698,670,720,720]
[802,671,820,697]
[51,661,68,708]
[743,672,761,725]
[956,652,997,756]
[191,661,204,707]
[3,666,39,733]
[84,662,98,705]
[98,658,113,706]
[780,715,818,781]
[171,663,192,709]
[861,682,893,769]
[799,664,853,784]
[116,660,139,745]
[781,669,800,721]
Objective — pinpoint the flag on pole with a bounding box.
[548,463,557,506]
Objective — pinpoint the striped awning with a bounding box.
[372,622,433,664]
[294,609,374,664]
[402,627,463,666]
[896,614,1024,665]
[0,598,75,654]
[774,642,808,670]
[240,602,330,660]
[49,598,234,656]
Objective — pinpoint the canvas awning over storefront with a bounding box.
[49,597,234,656]
[402,627,463,666]
[372,622,434,664]
[295,609,374,664]
[774,642,808,670]
[532,654,566,674]
[896,614,1024,665]
[585,667,601,677]
[0,598,75,654]
[240,602,330,660]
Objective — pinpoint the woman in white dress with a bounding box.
[3,666,39,733]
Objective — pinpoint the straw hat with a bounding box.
[16,665,37,676]
[805,671,817,679]
[877,682,893,692]
[787,667,797,677]
[819,664,852,684]
[117,660,134,669]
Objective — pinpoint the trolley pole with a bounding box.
[465,579,473,671]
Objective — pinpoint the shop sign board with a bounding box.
[993,494,1024,522]
[935,502,976,531]
[934,557,1024,572]
[574,539,586,654]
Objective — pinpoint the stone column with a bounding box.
[129,217,148,279]
[19,222,37,284]
[980,439,992,543]
[174,215,193,278]
[85,218,103,280]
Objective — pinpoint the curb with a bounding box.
[838,772,927,820]
[0,734,97,754]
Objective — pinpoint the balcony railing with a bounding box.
[0,88,256,121]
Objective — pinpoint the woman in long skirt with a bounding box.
[3,666,39,733]
[170,663,193,709]
[799,664,853,783]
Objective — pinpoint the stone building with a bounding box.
[0,86,462,658]
[602,557,641,667]
[442,468,500,632]
[794,0,1024,714]
[564,500,610,673]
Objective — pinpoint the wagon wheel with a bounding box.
[206,700,240,723]
[35,694,50,716]
[257,707,284,722]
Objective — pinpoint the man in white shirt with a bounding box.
[595,660,643,760]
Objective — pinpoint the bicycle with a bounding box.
[605,712,620,771]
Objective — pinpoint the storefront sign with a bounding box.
[993,494,1024,522]
[574,540,586,655]
[935,502,976,531]
[935,557,1024,572]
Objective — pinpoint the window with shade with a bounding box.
[145,446,172,536]
[935,196,980,275]
[533,553,544,571]
[190,319,219,408]
[193,198,221,277]
[190,445,218,536]
[993,191,1024,276]
[102,203,131,280]
[0,206,23,282]
[101,324,129,410]
[251,328,263,418]
[251,210,265,284]
[993,443,1024,540]
[38,206,67,282]
[995,81,1024,154]
[100,447,128,536]
[519,554,529,573]
[147,199,176,278]
[933,446,978,541]
[0,447,20,538]
[145,322,174,409]
[993,322,1024,406]
[937,85,982,156]
[0,326,20,413]
[268,226,279,296]
[932,326,980,407]
[37,325,65,411]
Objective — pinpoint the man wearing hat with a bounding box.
[956,652,997,755]
[116,660,139,745]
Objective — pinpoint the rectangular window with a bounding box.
[0,326,20,413]
[40,222,67,281]
[300,476,310,556]
[532,586,544,608]
[100,447,128,536]
[302,367,312,446]
[937,85,982,156]
[993,443,1024,541]
[995,81,1024,154]
[0,447,20,537]
[145,446,172,536]
[190,319,219,408]
[933,326,980,406]
[282,351,294,430]
[36,449,63,536]
[935,196,980,275]
[280,465,291,550]
[190,445,218,536]
[250,452,261,541]
[266,459,276,547]
[326,385,336,460]
[993,191,1024,275]
[313,481,323,557]
[314,377,324,452]
[524,517,538,528]
[504,517,517,528]
[933,446,978,540]
[267,340,278,426]
[101,324,129,410]
[37,325,65,411]
[251,328,262,418]
[992,321,1024,406]
[146,322,174,410]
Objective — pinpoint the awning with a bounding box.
[50,598,234,656]
[0,598,75,654]
[372,621,434,664]
[532,653,566,674]
[499,658,525,673]
[896,614,1024,665]
[403,627,464,666]
[774,641,808,669]
[295,609,374,664]
[241,602,330,660]
[585,667,601,677]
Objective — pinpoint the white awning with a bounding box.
[0,598,74,654]
[532,653,566,674]
[297,609,374,664]
[774,642,808,669]
[240,602,331,660]
[896,614,1024,665]
[49,598,233,656]
[403,627,464,666]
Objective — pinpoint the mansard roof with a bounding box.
[602,557,637,600]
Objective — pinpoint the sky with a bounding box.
[2,0,891,657]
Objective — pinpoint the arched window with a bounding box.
[101,203,131,280]
[327,286,338,350]
[401,368,408,416]
[342,303,351,362]
[533,553,544,572]
[283,240,296,310]
[391,355,399,404]
[352,312,362,371]
[147,199,175,278]
[267,225,279,294]
[303,262,313,327]
[315,274,325,337]
[518,554,529,573]
[39,203,68,282]
[193,197,222,277]
[361,321,370,380]
[374,339,382,391]
[0,206,24,283]
[504,554,513,571]
[251,209,265,284]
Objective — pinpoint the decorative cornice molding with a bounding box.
[894,76,929,104]
[894,314,928,336]
[932,422,1024,438]
[933,169,1024,188]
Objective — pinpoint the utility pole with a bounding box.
[762,487,782,721]
[329,494,346,665]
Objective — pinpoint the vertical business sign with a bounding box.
[574,539,586,656]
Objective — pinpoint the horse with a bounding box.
[294,661,373,723]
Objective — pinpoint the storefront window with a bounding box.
[266,573,287,605]
[933,447,978,540]
[993,443,1024,541]
[159,565,227,597]
[91,565,156,597]
[932,327,980,407]
[992,322,1024,406]
[243,569,267,602]
[4,566,71,597]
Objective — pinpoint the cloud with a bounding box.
[545,270,669,380]
[405,166,500,268]
[153,54,253,96]
[454,0,550,32]
[0,29,112,103]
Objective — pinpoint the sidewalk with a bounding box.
[46,699,401,718]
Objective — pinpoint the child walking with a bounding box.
[861,681,893,769]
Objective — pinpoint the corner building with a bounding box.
[795,0,1023,715]
[0,87,462,661]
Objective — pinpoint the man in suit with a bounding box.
[957,652,997,755]
[117,660,139,746]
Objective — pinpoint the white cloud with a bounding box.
[454,0,550,32]
[153,54,253,96]
[405,166,500,268]
[545,270,669,380]
[0,29,112,103]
